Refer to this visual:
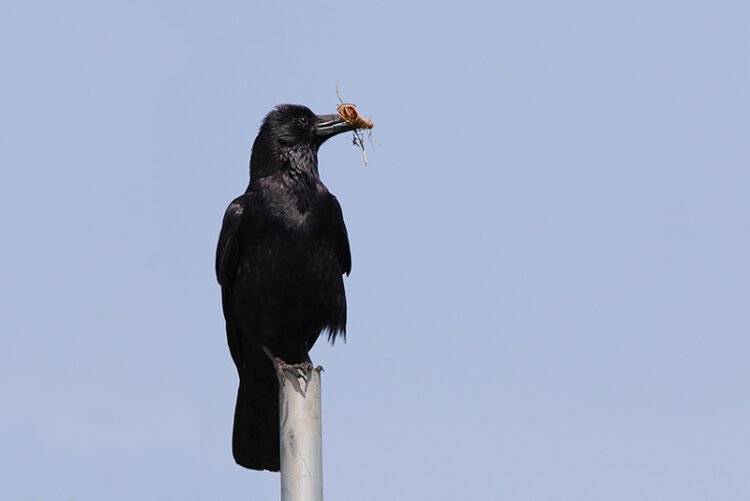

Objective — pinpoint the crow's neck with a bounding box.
[280,145,320,194]
[250,145,323,220]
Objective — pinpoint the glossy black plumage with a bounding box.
[216,104,353,471]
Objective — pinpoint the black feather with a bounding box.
[216,104,352,471]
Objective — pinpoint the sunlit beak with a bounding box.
[315,114,356,143]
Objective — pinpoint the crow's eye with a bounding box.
[297,116,309,128]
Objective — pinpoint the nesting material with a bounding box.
[337,104,374,130]
[334,86,375,165]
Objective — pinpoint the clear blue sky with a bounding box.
[1,1,748,500]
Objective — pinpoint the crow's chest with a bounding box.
[239,228,339,288]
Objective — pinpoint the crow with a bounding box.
[216,104,363,471]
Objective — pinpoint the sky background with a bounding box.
[1,1,748,500]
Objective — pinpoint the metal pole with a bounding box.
[279,366,323,501]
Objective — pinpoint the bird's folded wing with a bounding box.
[329,195,352,276]
[216,196,247,288]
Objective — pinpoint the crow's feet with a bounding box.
[273,358,314,386]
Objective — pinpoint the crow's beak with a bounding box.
[315,113,355,143]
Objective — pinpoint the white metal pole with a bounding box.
[279,366,323,501]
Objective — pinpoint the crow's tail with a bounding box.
[232,345,280,471]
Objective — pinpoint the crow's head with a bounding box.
[250,104,359,179]
[260,104,358,148]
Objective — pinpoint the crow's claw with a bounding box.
[272,358,314,385]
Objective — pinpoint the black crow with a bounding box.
[216,104,367,471]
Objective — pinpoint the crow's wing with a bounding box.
[216,196,246,288]
[329,195,351,276]
[216,196,247,369]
